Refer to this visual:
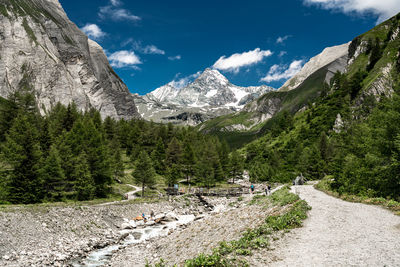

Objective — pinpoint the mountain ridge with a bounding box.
[136,68,274,125]
[0,0,140,119]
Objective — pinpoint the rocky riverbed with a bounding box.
[0,196,212,267]
[110,195,277,266]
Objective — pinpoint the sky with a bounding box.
[59,0,400,95]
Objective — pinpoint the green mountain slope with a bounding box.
[240,13,400,200]
[197,55,340,148]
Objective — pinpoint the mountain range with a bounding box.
[1,0,398,139]
[135,68,273,125]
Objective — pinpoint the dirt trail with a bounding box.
[260,185,400,266]
[95,184,141,207]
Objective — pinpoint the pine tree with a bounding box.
[217,140,230,179]
[151,138,166,175]
[132,151,156,197]
[182,142,196,184]
[229,150,244,183]
[63,102,79,132]
[319,131,328,162]
[195,154,215,188]
[103,116,116,141]
[2,114,42,203]
[166,137,182,166]
[38,146,65,201]
[165,164,182,187]
[84,118,112,197]
[73,153,95,201]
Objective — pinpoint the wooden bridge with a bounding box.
[166,186,249,197]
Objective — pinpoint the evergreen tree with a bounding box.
[367,37,382,72]
[150,138,166,175]
[109,137,125,182]
[195,154,215,188]
[182,142,196,184]
[63,103,79,132]
[2,114,42,203]
[38,146,65,201]
[319,131,329,162]
[166,137,182,166]
[73,153,95,201]
[217,140,230,178]
[132,151,156,197]
[103,116,116,141]
[165,164,182,187]
[229,151,244,183]
[84,118,112,197]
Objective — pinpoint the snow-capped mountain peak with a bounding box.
[195,68,229,86]
[147,83,179,102]
[138,68,274,125]
[146,68,274,108]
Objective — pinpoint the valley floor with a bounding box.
[253,185,400,266]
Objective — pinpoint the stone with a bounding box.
[0,0,140,120]
[121,223,133,230]
[164,212,178,222]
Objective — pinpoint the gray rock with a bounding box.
[164,212,178,222]
[0,0,140,120]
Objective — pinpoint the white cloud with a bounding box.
[169,71,201,89]
[99,1,141,22]
[168,55,182,61]
[142,45,165,55]
[108,50,142,68]
[110,0,122,6]
[213,48,273,73]
[121,39,165,55]
[279,51,288,57]
[261,60,304,82]
[303,0,400,23]
[80,24,106,40]
[276,35,291,44]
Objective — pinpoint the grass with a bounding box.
[315,177,400,216]
[182,187,311,267]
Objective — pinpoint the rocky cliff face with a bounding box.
[137,68,273,125]
[279,42,350,91]
[0,0,140,119]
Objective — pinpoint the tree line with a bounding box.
[0,88,244,204]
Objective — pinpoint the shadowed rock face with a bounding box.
[0,0,140,119]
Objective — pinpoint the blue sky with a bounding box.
[59,0,400,95]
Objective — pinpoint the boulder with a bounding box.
[121,222,134,230]
[164,212,178,222]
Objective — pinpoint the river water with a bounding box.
[72,215,196,267]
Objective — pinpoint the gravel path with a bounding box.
[259,185,400,267]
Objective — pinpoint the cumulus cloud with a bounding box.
[213,48,273,73]
[108,50,142,68]
[303,0,400,23]
[261,60,304,82]
[276,35,291,44]
[169,71,201,89]
[168,55,182,61]
[80,24,106,40]
[99,0,141,22]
